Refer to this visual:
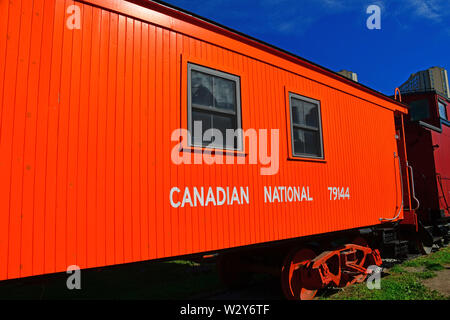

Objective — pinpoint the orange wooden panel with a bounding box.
[0,0,407,281]
[105,10,119,266]
[114,12,126,266]
[9,0,34,279]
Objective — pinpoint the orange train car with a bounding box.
[0,0,412,297]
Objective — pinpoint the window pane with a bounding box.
[290,94,323,158]
[213,114,237,148]
[410,99,430,122]
[293,128,305,155]
[213,77,236,111]
[192,111,238,148]
[192,70,213,107]
[293,129,321,157]
[291,98,303,125]
[439,102,447,120]
[189,64,242,150]
[303,101,319,128]
[192,110,212,145]
[292,98,319,128]
[304,130,321,156]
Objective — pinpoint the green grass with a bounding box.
[322,271,445,300]
[321,246,450,300]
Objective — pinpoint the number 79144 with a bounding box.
[328,187,350,200]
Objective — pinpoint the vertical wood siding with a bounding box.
[0,0,404,280]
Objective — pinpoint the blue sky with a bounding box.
[163,0,450,96]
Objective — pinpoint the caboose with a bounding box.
[0,0,427,299]
[400,90,450,253]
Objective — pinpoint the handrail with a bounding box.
[380,152,404,222]
[407,162,420,211]
[394,88,402,102]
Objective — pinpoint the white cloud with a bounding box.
[405,0,443,22]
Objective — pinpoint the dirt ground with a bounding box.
[421,266,450,297]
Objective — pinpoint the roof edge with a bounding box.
[124,0,408,111]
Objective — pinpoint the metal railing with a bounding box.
[407,162,420,211]
[380,152,404,222]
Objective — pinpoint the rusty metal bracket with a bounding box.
[299,244,382,290]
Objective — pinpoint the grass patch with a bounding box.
[323,273,445,300]
[321,246,450,300]
[403,247,450,270]
[389,264,406,274]
[415,270,437,280]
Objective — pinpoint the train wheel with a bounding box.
[281,248,317,300]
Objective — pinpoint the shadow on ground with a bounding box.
[0,260,224,300]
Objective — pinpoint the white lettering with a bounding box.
[170,187,181,208]
[181,187,193,208]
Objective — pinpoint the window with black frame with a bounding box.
[188,63,242,150]
[289,93,324,159]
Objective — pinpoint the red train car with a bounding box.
[401,90,450,253]
[0,0,412,298]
